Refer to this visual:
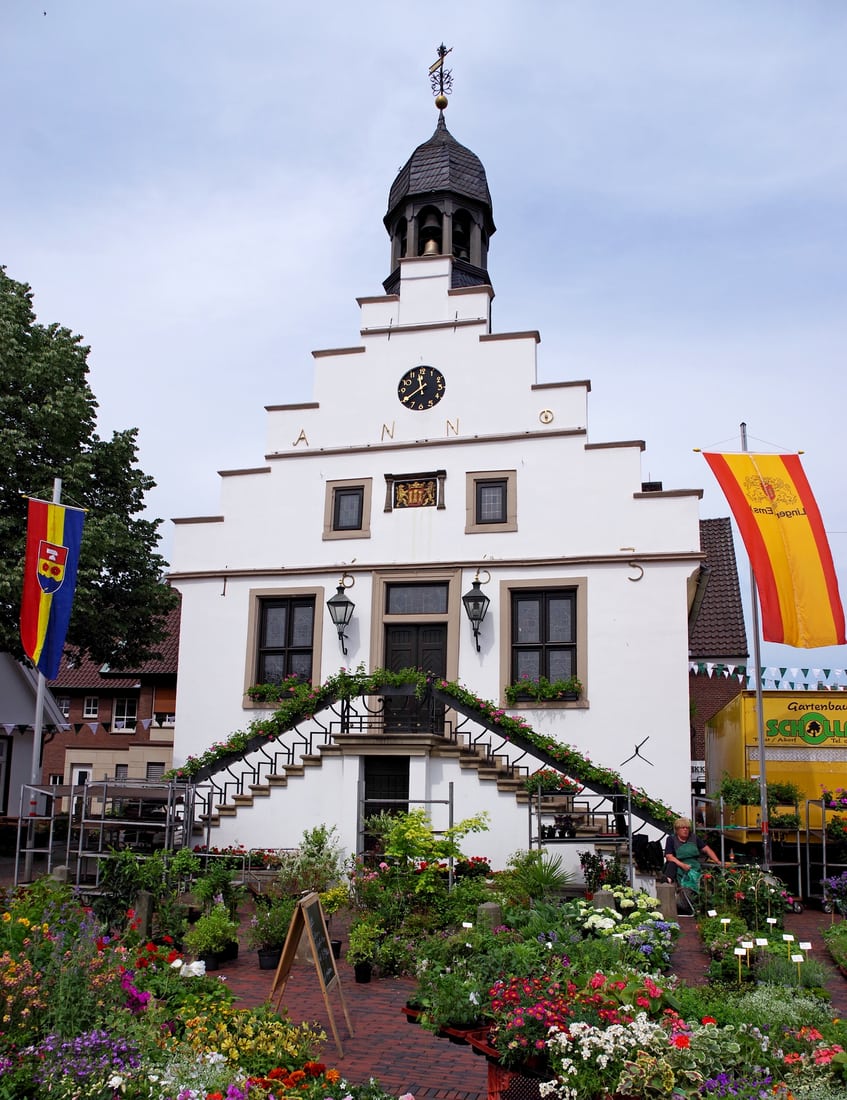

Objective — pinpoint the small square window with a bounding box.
[333,487,364,530]
[146,762,165,781]
[83,696,99,719]
[115,764,129,780]
[55,696,70,718]
[476,479,507,524]
[466,470,517,534]
[323,479,372,540]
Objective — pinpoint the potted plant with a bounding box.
[505,675,582,705]
[346,916,384,983]
[320,883,350,958]
[191,861,246,918]
[578,850,607,896]
[246,896,296,968]
[714,773,760,812]
[183,902,240,970]
[522,769,581,795]
[822,787,847,811]
[275,824,343,897]
[767,781,802,808]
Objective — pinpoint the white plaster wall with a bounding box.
[201,743,595,876]
[171,250,703,851]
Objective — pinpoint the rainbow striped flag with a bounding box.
[19,498,85,679]
[703,452,845,648]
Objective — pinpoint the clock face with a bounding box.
[397,366,446,410]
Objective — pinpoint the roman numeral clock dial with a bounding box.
[397,366,446,410]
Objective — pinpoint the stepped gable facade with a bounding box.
[168,98,707,867]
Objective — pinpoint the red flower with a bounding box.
[672,1034,690,1049]
[701,1016,717,1025]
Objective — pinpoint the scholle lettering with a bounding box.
[765,711,847,745]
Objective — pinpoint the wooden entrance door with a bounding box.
[383,624,447,731]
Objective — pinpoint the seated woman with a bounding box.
[663,816,720,889]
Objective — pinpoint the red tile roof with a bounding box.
[50,597,180,688]
[690,518,748,661]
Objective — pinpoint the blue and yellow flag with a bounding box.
[19,498,85,679]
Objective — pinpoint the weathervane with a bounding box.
[429,43,453,110]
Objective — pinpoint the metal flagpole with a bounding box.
[740,424,771,869]
[23,477,62,882]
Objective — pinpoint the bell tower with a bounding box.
[383,45,496,294]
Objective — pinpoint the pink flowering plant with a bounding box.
[523,769,582,795]
[822,786,847,810]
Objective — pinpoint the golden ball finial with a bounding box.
[434,93,448,110]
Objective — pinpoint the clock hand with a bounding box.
[405,381,426,400]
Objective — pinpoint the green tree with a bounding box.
[0,265,176,666]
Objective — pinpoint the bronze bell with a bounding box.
[419,210,441,255]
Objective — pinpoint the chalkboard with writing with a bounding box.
[302,892,337,991]
[272,892,352,1056]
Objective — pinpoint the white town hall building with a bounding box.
[168,89,705,872]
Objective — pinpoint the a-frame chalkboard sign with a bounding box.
[271,892,353,1055]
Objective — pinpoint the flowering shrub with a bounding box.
[27,1029,141,1096]
[182,1002,326,1074]
[523,769,582,795]
[822,787,847,811]
[824,869,847,915]
[489,971,574,1065]
[505,675,583,705]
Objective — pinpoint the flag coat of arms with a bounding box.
[20,498,85,679]
[703,452,845,648]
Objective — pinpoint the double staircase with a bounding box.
[188,685,637,843]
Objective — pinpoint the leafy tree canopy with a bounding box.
[0,265,177,668]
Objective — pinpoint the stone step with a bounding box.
[248,785,271,796]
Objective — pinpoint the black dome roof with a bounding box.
[385,113,493,222]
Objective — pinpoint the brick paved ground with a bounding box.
[217,903,847,1100]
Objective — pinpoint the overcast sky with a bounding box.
[4,1,846,677]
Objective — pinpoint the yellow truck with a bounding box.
[705,690,847,903]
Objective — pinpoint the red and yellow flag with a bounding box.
[19,498,85,680]
[703,452,845,648]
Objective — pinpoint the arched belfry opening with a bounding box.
[417,206,443,256]
[383,112,496,294]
